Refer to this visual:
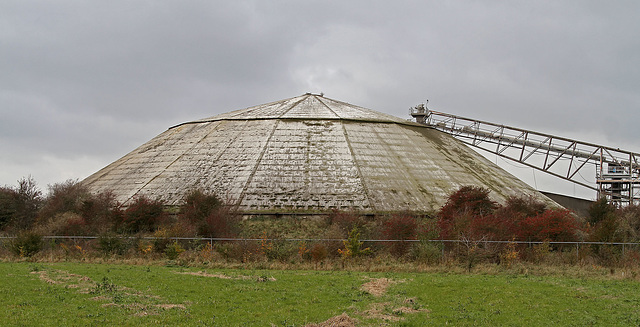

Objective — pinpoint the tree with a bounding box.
[2,176,43,230]
[38,179,91,221]
[0,187,18,230]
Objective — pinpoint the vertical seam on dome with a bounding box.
[315,96,341,118]
[119,125,196,205]
[236,119,281,208]
[200,119,250,185]
[341,122,376,211]
[279,94,311,118]
[226,95,303,120]
[125,121,223,205]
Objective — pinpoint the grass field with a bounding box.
[1,261,640,326]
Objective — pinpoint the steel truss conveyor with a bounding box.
[410,103,640,206]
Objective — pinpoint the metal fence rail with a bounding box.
[2,235,640,247]
[3,235,640,260]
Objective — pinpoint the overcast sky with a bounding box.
[1,1,639,199]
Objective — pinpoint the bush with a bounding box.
[338,228,372,259]
[10,231,43,257]
[0,187,18,230]
[33,212,90,236]
[120,196,167,233]
[617,205,640,242]
[79,190,121,232]
[381,212,418,256]
[39,180,91,221]
[309,243,328,263]
[180,190,222,224]
[198,205,241,238]
[518,209,583,242]
[504,195,547,218]
[437,186,497,239]
[327,210,365,236]
[587,197,617,225]
[409,240,443,264]
[96,233,128,255]
[164,241,185,260]
[262,238,296,262]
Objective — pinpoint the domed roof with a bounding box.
[184,93,409,124]
[83,93,556,213]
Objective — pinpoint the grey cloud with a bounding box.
[1,0,639,192]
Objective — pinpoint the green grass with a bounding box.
[1,261,640,326]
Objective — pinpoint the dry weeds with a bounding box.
[175,270,276,281]
[360,277,400,297]
[357,300,430,323]
[304,313,358,327]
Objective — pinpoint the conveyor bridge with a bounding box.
[410,103,640,206]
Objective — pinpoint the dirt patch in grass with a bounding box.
[30,268,187,316]
[360,277,399,297]
[175,270,276,281]
[155,304,187,310]
[304,313,358,327]
[362,302,402,321]
[358,300,430,322]
[31,269,94,292]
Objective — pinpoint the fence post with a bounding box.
[576,243,579,261]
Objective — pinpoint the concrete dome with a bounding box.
[83,93,555,213]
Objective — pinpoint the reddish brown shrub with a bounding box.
[198,205,241,238]
[437,186,498,239]
[79,190,121,229]
[381,212,419,256]
[518,208,583,242]
[309,243,328,263]
[327,209,364,236]
[59,214,90,236]
[39,179,90,221]
[180,190,222,224]
[467,210,518,241]
[120,196,167,233]
[504,195,547,218]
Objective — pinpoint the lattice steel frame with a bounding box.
[410,107,640,205]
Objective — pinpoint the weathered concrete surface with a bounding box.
[82,93,558,213]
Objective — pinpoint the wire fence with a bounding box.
[3,235,640,257]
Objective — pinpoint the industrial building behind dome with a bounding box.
[82,93,556,213]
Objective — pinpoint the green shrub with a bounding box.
[263,239,296,261]
[1,176,42,231]
[96,233,128,255]
[338,227,372,259]
[10,231,43,257]
[164,241,185,260]
[409,240,443,264]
